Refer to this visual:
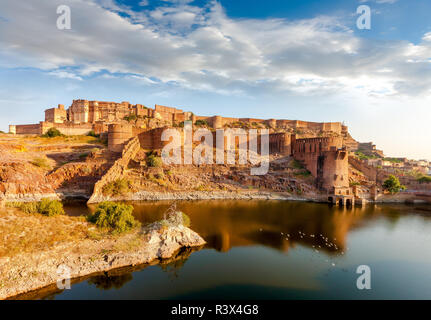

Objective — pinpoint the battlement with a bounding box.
[292,136,349,192]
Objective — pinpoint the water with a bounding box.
[24,201,431,299]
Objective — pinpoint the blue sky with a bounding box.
[0,0,430,159]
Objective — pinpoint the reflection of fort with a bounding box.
[131,200,380,255]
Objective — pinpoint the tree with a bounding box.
[87,201,140,234]
[383,175,406,194]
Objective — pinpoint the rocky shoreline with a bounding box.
[87,190,320,203]
[2,190,429,206]
[0,218,206,300]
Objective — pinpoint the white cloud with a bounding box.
[48,70,83,81]
[423,32,431,42]
[0,0,430,98]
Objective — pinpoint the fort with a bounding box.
[9,99,372,204]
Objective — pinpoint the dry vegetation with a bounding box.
[0,206,105,258]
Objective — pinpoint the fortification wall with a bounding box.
[292,136,348,192]
[88,136,140,203]
[14,123,42,135]
[138,127,169,150]
[154,104,183,123]
[293,137,343,156]
[239,118,265,124]
[13,121,93,136]
[108,124,133,152]
[155,104,183,114]
[348,156,377,182]
[51,123,93,135]
[269,133,292,155]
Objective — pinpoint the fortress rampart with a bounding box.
[10,99,344,138]
[8,99,357,196]
[292,137,350,194]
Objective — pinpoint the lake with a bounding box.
[24,200,431,299]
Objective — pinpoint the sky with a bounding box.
[0,0,430,160]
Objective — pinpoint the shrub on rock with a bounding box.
[146,154,162,167]
[102,179,131,196]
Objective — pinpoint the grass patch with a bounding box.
[8,199,65,216]
[30,157,51,169]
[148,174,167,186]
[79,153,89,160]
[87,130,100,138]
[355,150,379,160]
[294,170,311,177]
[124,114,138,122]
[194,119,209,127]
[290,159,304,169]
[0,208,92,257]
[102,178,132,196]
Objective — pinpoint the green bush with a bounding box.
[291,159,304,169]
[87,202,140,233]
[146,154,162,167]
[102,179,131,196]
[38,199,65,216]
[181,212,191,227]
[384,157,402,164]
[124,114,137,122]
[383,175,406,194]
[42,127,63,138]
[87,130,100,138]
[355,150,378,160]
[294,169,311,177]
[20,202,40,214]
[194,119,209,127]
[417,175,431,184]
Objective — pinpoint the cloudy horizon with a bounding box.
[0,0,430,160]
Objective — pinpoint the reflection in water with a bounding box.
[88,273,133,290]
[159,247,196,280]
[25,200,431,299]
[130,200,381,254]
